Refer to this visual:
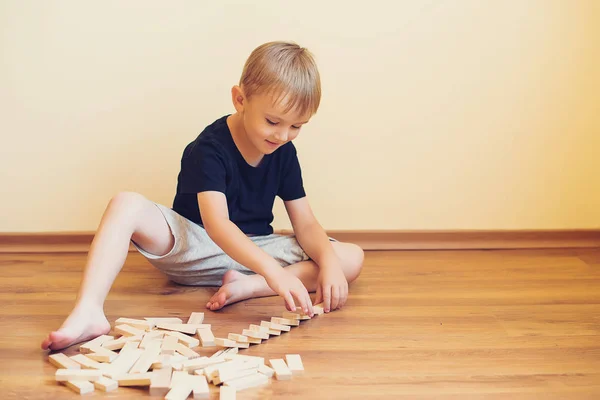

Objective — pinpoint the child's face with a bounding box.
[240,91,311,155]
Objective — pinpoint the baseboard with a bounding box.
[1,230,599,253]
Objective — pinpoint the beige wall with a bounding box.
[1,0,599,233]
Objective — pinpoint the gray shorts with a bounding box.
[132,203,310,286]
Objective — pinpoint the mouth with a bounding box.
[266,140,281,147]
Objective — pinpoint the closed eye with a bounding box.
[266,118,278,125]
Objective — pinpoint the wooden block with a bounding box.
[312,303,325,315]
[162,334,179,355]
[117,372,153,386]
[175,343,201,359]
[268,359,292,380]
[248,324,270,334]
[224,354,264,365]
[145,317,183,325]
[234,341,249,349]
[49,353,81,370]
[129,341,161,374]
[249,324,280,336]
[122,340,140,351]
[87,352,114,363]
[114,324,146,337]
[204,360,246,381]
[212,359,260,382]
[157,323,210,335]
[179,356,208,372]
[166,331,200,348]
[187,312,205,324]
[55,369,102,381]
[181,356,226,372]
[285,354,304,374]
[282,311,302,320]
[215,338,237,348]
[210,349,226,359]
[139,336,162,351]
[220,385,236,400]
[150,366,173,396]
[258,364,274,377]
[84,345,118,362]
[261,320,291,332]
[102,334,143,350]
[62,380,95,394]
[151,354,186,370]
[223,347,238,355]
[170,370,191,388]
[294,309,314,320]
[198,328,216,347]
[271,317,299,327]
[246,337,262,345]
[190,374,209,399]
[214,367,258,385]
[115,317,155,330]
[224,372,269,391]
[241,329,268,340]
[140,333,163,350]
[165,383,193,400]
[215,365,258,383]
[69,354,106,370]
[145,330,166,339]
[228,333,248,343]
[79,334,114,353]
[102,348,143,379]
[94,376,118,392]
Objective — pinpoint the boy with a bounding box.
[42,41,363,351]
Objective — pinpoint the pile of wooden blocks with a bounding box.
[49,304,325,399]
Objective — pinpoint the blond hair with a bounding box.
[239,41,321,117]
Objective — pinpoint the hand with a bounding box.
[315,262,348,313]
[265,269,314,316]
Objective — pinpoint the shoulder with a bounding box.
[183,115,231,160]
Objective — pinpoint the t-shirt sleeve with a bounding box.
[277,143,306,201]
[178,140,227,194]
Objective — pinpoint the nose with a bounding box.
[274,129,289,143]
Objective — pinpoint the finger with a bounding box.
[331,285,340,310]
[315,285,323,306]
[323,286,332,313]
[340,284,348,308]
[306,291,315,318]
[284,291,296,312]
[293,290,308,314]
[305,292,314,317]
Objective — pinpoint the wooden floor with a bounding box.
[1,248,600,399]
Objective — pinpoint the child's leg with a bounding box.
[41,192,174,350]
[206,242,364,312]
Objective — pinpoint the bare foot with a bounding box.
[206,270,254,311]
[41,305,111,351]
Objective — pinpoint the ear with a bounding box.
[231,85,246,113]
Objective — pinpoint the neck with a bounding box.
[227,113,264,167]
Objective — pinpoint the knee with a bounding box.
[108,191,147,216]
[343,243,364,283]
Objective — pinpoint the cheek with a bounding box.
[250,124,272,140]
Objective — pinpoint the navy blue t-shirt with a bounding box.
[172,115,306,235]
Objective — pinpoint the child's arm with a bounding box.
[284,197,348,312]
[198,192,313,314]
